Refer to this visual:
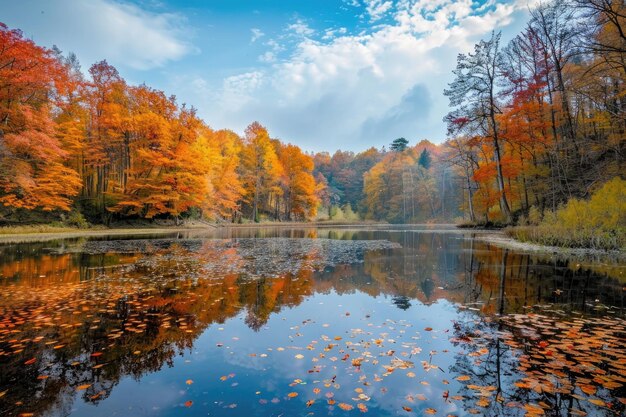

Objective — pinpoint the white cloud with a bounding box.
[259,51,276,63]
[2,0,194,70]
[365,0,394,22]
[322,27,348,40]
[199,0,531,151]
[220,72,264,110]
[287,19,315,37]
[251,28,265,43]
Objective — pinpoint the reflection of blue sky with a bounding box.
[3,0,536,152]
[7,228,623,417]
[65,291,479,416]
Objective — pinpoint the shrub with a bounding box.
[508,177,625,250]
[66,210,89,229]
[330,205,345,220]
[342,204,360,221]
[527,206,542,225]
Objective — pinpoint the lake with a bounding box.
[0,225,624,417]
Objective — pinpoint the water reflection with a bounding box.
[0,228,624,416]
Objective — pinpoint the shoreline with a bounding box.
[477,233,626,262]
[0,221,392,243]
[0,223,623,263]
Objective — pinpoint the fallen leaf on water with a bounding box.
[338,403,353,411]
[587,399,605,407]
[476,398,490,407]
[578,384,595,395]
[523,404,545,415]
[184,400,193,407]
[287,392,298,398]
[90,391,105,400]
[185,379,193,385]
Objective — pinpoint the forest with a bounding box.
[0,0,624,246]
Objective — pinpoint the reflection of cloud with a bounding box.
[3,0,194,70]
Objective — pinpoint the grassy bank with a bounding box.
[0,219,389,240]
[505,226,624,251]
[458,177,625,251]
[0,224,106,235]
[507,178,625,251]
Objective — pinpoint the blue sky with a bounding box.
[3,0,538,152]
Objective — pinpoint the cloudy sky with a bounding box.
[4,0,538,152]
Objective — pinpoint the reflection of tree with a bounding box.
[449,311,626,417]
[463,242,625,316]
[392,295,411,310]
[449,315,525,417]
[1,231,624,416]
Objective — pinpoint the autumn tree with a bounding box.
[445,31,513,223]
[278,144,319,220]
[239,122,282,222]
[0,24,81,215]
[202,129,244,221]
[83,60,128,221]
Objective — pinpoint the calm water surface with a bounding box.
[0,226,624,417]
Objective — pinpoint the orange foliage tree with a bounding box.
[0,24,81,214]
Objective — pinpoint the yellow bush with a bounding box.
[509,177,625,250]
[548,177,625,231]
[527,206,542,225]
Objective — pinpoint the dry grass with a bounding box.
[0,224,86,235]
[506,225,625,251]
